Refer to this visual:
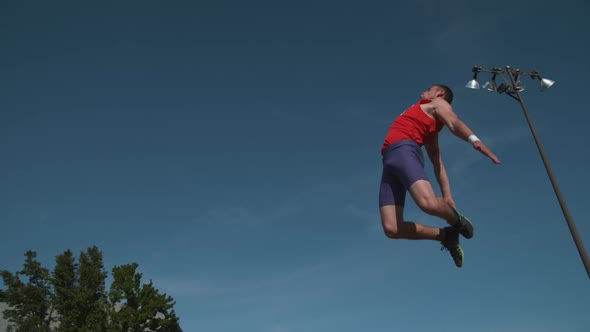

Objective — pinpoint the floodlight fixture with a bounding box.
[512,70,525,92]
[465,78,480,89]
[465,65,482,89]
[483,73,498,91]
[530,70,555,91]
[496,82,510,94]
[540,78,555,91]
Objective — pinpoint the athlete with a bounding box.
[379,84,500,267]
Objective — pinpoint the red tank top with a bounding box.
[381,99,444,154]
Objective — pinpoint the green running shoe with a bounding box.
[451,207,474,239]
[441,227,464,268]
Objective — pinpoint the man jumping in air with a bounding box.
[379,84,500,267]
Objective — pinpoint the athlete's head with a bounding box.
[420,84,454,104]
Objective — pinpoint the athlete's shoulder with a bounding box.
[429,97,454,115]
[430,97,451,108]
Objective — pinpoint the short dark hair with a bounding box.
[435,84,453,104]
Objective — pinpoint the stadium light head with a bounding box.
[512,71,525,92]
[465,66,482,89]
[496,82,510,94]
[466,78,480,89]
[482,73,498,92]
[540,78,555,91]
[530,71,555,91]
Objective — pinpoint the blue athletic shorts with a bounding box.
[379,140,429,207]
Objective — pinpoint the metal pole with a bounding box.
[506,66,590,278]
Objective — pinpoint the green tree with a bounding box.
[2,247,182,331]
[51,249,78,331]
[51,246,109,331]
[0,251,54,332]
[108,263,181,332]
[76,246,108,331]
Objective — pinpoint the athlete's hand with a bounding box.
[473,141,501,164]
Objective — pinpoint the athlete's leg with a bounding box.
[379,144,464,265]
[380,141,455,241]
[408,179,457,224]
[380,204,444,241]
[380,204,464,267]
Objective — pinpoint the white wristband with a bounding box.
[468,135,480,143]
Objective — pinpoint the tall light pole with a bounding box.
[466,65,590,279]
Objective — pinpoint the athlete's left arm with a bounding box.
[429,99,473,140]
[424,135,455,208]
[431,99,501,164]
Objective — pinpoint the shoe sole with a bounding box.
[442,228,464,268]
[445,243,464,268]
[452,207,474,239]
[455,245,464,268]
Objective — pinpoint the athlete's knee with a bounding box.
[415,196,440,215]
[382,222,403,239]
[380,205,404,239]
[384,229,403,239]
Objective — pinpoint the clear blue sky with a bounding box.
[2,1,589,331]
